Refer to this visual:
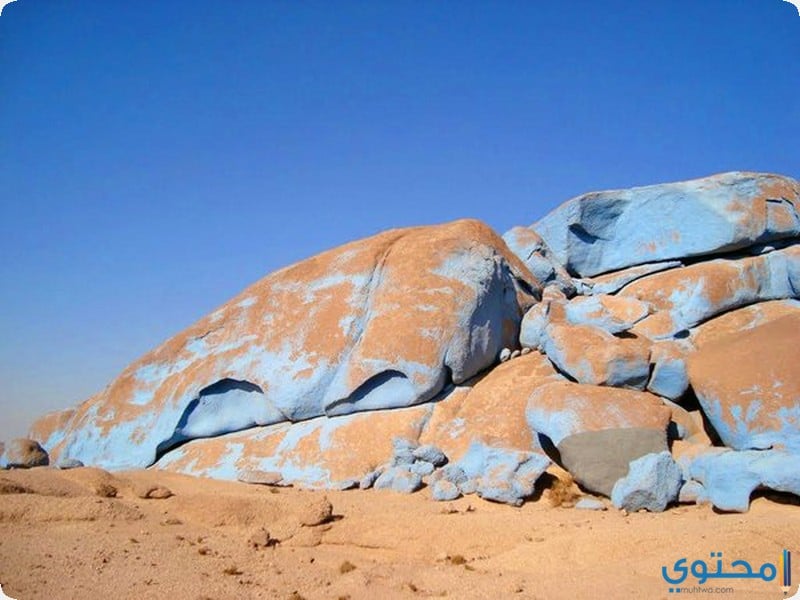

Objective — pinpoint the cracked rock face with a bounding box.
[32,219,539,470]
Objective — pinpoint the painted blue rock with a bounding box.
[688,314,800,452]
[541,323,651,390]
[624,244,800,339]
[31,220,539,470]
[456,441,551,506]
[527,381,672,495]
[155,403,436,488]
[409,461,435,477]
[530,171,800,277]
[431,479,462,501]
[686,448,800,512]
[412,445,448,467]
[678,480,708,504]
[646,340,692,400]
[563,294,649,334]
[374,466,424,494]
[519,288,567,349]
[611,451,683,512]
[502,226,575,295]
[578,261,683,296]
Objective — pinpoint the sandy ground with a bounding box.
[0,467,797,600]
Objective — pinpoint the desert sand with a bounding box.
[1,466,796,600]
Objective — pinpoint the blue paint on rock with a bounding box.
[611,451,682,512]
[531,172,800,277]
[686,448,800,512]
[374,465,424,494]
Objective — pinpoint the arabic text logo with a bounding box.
[662,551,778,591]
[0,582,17,600]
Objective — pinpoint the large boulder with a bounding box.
[541,323,651,390]
[690,299,800,349]
[688,314,800,452]
[622,244,800,339]
[683,447,800,512]
[420,351,562,459]
[156,403,434,488]
[33,220,539,470]
[526,382,671,495]
[530,171,800,277]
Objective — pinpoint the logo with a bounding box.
[661,549,793,595]
[0,583,17,600]
[782,0,800,16]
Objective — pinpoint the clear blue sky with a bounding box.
[1,0,798,440]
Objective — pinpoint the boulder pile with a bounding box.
[17,171,800,512]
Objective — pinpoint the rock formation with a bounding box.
[18,171,800,512]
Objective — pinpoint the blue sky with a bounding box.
[1,0,798,440]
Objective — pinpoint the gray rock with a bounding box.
[499,348,512,362]
[558,428,668,497]
[611,451,683,512]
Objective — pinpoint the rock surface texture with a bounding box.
[24,171,800,512]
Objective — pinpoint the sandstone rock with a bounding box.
[623,244,800,339]
[527,382,671,495]
[611,451,682,512]
[299,496,334,526]
[579,261,683,295]
[531,171,800,277]
[685,448,800,512]
[688,314,800,452]
[563,294,649,334]
[541,323,651,390]
[27,408,75,454]
[0,438,49,469]
[527,381,671,447]
[156,404,434,488]
[502,226,576,295]
[420,353,561,461]
[38,219,539,470]
[135,484,174,499]
[647,339,692,400]
[237,469,285,486]
[690,299,800,349]
[248,527,273,548]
